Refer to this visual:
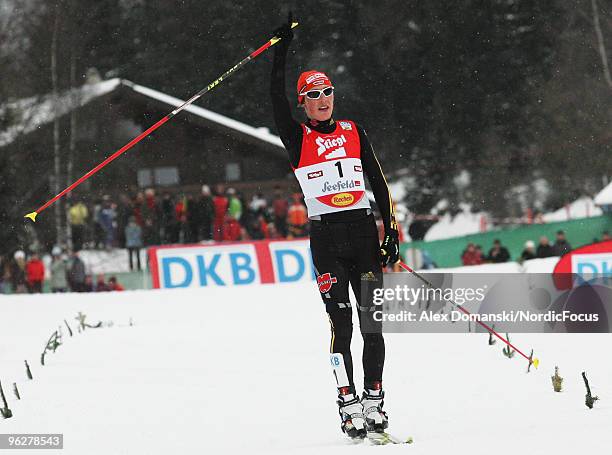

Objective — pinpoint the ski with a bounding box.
[366,431,414,445]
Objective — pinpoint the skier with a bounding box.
[271,17,400,439]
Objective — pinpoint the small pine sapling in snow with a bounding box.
[582,372,599,409]
[551,366,563,392]
[527,349,535,373]
[502,334,515,358]
[76,312,87,331]
[13,383,20,400]
[488,324,497,345]
[25,360,33,380]
[0,381,12,419]
[64,319,73,337]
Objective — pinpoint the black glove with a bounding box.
[272,12,294,44]
[380,229,400,266]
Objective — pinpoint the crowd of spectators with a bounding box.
[0,248,124,295]
[67,184,309,271]
[460,230,587,266]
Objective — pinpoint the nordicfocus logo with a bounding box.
[332,193,354,206]
[316,135,347,157]
[321,179,359,192]
[308,170,323,179]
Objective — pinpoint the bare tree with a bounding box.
[51,4,62,247]
[591,0,612,89]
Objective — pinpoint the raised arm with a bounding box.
[270,19,302,168]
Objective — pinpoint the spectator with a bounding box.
[223,216,243,241]
[243,205,265,240]
[26,253,45,293]
[475,245,484,261]
[68,251,86,292]
[213,184,228,241]
[83,274,94,292]
[10,250,27,294]
[92,199,105,249]
[116,194,133,248]
[174,194,187,243]
[98,196,117,249]
[287,193,308,238]
[141,188,160,245]
[95,274,110,292]
[272,186,289,238]
[267,223,280,239]
[108,276,125,291]
[0,254,8,294]
[536,236,554,258]
[520,240,536,262]
[602,231,610,242]
[249,192,267,214]
[186,194,203,243]
[461,243,483,266]
[552,230,572,256]
[227,188,243,222]
[160,193,177,244]
[487,239,510,263]
[69,200,88,251]
[49,247,69,293]
[199,185,214,241]
[125,216,143,271]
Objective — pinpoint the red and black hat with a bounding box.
[296,70,332,104]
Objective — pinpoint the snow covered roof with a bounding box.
[0,79,121,148]
[594,181,612,206]
[0,78,284,149]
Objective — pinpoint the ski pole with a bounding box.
[24,22,299,222]
[398,261,539,369]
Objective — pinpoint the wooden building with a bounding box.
[2,78,295,209]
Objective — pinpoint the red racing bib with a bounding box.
[293,120,371,217]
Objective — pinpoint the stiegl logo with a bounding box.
[316,135,347,156]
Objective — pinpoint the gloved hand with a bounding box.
[272,12,294,44]
[379,229,400,267]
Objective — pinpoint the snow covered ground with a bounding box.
[1,263,610,454]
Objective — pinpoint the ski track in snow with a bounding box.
[1,282,610,454]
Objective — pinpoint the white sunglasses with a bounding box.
[300,86,334,100]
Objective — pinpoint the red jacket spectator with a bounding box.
[26,254,45,293]
[222,217,242,241]
[26,256,45,285]
[213,194,229,241]
[96,275,110,292]
[175,199,187,223]
[461,243,483,266]
[108,276,124,291]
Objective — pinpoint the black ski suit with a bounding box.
[270,41,395,392]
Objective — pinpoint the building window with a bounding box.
[154,167,179,186]
[137,167,179,187]
[225,162,241,182]
[137,168,152,187]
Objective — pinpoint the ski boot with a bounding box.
[361,383,388,433]
[337,387,366,439]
